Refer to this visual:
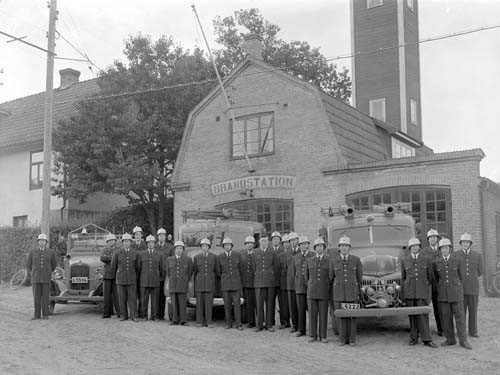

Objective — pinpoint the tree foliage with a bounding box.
[213,8,351,103]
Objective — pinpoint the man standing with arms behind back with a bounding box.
[156,228,173,321]
[286,232,300,332]
[241,236,257,328]
[100,234,120,319]
[422,228,443,336]
[26,233,58,320]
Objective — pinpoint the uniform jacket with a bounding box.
[456,250,483,295]
[401,252,433,300]
[433,254,464,303]
[305,254,332,300]
[271,245,284,286]
[100,245,118,280]
[138,249,165,288]
[218,250,243,291]
[422,245,441,261]
[292,250,316,294]
[278,250,291,289]
[193,252,218,292]
[285,247,300,290]
[331,254,363,302]
[252,248,279,288]
[156,242,174,280]
[26,247,57,283]
[131,240,147,253]
[111,248,140,285]
[241,250,255,288]
[166,254,193,293]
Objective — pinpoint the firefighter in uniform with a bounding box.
[271,231,289,329]
[26,233,58,320]
[278,234,292,329]
[286,232,300,332]
[111,233,140,322]
[138,235,165,320]
[131,226,147,318]
[218,237,244,330]
[456,233,483,338]
[305,238,331,343]
[100,234,120,318]
[156,228,173,321]
[332,236,362,346]
[433,238,472,349]
[292,236,315,337]
[241,236,257,328]
[253,236,279,332]
[193,238,217,328]
[166,240,193,325]
[401,238,438,348]
[422,228,443,336]
[282,234,290,252]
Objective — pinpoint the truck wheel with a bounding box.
[492,273,500,296]
[49,301,56,315]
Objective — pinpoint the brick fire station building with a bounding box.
[172,0,500,293]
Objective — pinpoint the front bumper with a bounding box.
[334,305,432,318]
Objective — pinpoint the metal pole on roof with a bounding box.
[41,0,57,241]
[191,4,255,173]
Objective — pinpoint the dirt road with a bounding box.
[1,286,499,375]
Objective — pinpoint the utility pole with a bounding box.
[41,0,58,240]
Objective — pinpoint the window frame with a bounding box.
[391,137,415,159]
[30,150,43,190]
[230,112,275,160]
[369,98,386,122]
[410,99,418,125]
[367,0,383,9]
[13,215,28,228]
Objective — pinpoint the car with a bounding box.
[49,224,109,314]
[321,204,432,320]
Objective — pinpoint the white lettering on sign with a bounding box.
[210,175,296,196]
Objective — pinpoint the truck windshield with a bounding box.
[332,225,411,247]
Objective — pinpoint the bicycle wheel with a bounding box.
[492,273,500,296]
[10,269,28,290]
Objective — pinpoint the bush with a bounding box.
[0,227,40,282]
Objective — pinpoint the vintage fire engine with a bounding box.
[321,204,432,319]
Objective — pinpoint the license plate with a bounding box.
[71,277,88,283]
[341,303,360,310]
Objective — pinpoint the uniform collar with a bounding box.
[463,249,470,255]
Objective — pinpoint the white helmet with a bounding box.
[438,238,452,248]
[122,233,132,241]
[282,234,290,242]
[146,235,156,243]
[244,236,255,244]
[427,228,439,238]
[157,228,167,235]
[338,236,351,247]
[408,237,421,248]
[298,236,310,245]
[222,237,234,247]
[271,231,282,239]
[289,232,299,241]
[106,234,117,242]
[133,226,143,234]
[174,240,185,248]
[37,233,48,241]
[313,237,326,249]
[200,238,211,247]
[459,232,472,244]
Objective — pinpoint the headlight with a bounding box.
[386,285,395,294]
[52,268,63,280]
[366,287,375,296]
[95,267,103,278]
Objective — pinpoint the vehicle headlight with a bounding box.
[52,268,63,280]
[366,287,375,296]
[95,267,103,278]
[386,285,395,294]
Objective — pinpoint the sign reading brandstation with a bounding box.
[210,175,296,196]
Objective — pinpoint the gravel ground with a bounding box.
[0,285,499,375]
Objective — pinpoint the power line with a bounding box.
[0,29,55,55]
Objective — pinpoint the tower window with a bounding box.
[391,137,415,158]
[410,99,418,125]
[369,98,386,122]
[367,0,383,9]
[407,0,415,11]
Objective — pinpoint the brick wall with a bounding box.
[481,187,500,294]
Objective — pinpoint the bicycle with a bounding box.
[9,268,30,290]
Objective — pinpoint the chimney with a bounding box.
[243,34,263,60]
[59,68,80,88]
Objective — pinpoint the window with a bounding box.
[410,99,418,125]
[367,0,383,8]
[406,0,414,11]
[496,213,500,258]
[232,112,274,158]
[30,151,43,190]
[391,138,415,158]
[369,98,386,122]
[13,215,28,228]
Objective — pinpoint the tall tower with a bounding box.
[351,0,422,142]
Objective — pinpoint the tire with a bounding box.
[49,301,56,315]
[10,269,28,290]
[492,273,500,296]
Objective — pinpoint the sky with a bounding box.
[1,0,499,181]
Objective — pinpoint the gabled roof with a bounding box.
[0,79,99,151]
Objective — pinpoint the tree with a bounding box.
[213,8,351,103]
[53,34,215,233]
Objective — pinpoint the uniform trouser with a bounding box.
[223,290,242,327]
[196,291,214,325]
[117,284,137,319]
[158,280,166,319]
[137,280,143,318]
[463,294,478,335]
[296,293,308,335]
[330,296,339,334]
[141,287,159,319]
[334,301,357,343]
[277,288,290,326]
[439,301,467,344]
[288,290,298,329]
[171,292,187,323]
[242,287,256,325]
[430,284,442,333]
[309,299,328,339]
[256,287,276,329]
[405,299,432,342]
[103,279,119,317]
[32,283,50,318]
